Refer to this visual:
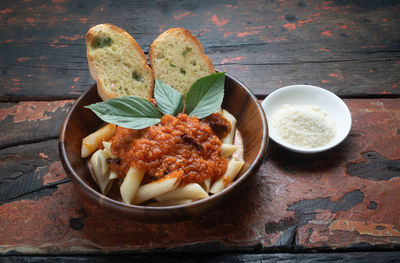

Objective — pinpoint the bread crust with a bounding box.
[86,24,154,100]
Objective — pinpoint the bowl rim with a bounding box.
[261,84,352,154]
[59,72,268,215]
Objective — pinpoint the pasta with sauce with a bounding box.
[82,110,244,206]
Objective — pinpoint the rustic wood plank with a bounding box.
[0,139,69,205]
[219,59,400,97]
[0,100,73,149]
[0,99,399,254]
[2,252,400,263]
[1,0,399,100]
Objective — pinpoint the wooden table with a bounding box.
[1,0,399,262]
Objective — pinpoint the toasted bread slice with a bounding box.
[86,24,154,100]
[149,28,215,95]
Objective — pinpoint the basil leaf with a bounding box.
[154,79,184,116]
[184,72,225,119]
[85,96,162,129]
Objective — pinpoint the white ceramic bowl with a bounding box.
[261,85,352,153]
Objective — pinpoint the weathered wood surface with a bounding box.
[1,99,399,254]
[1,0,400,258]
[0,100,73,149]
[2,252,400,263]
[1,0,400,100]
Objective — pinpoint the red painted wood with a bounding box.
[0,99,399,254]
[0,100,73,148]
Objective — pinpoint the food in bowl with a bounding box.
[81,24,245,206]
[81,76,244,206]
[59,71,267,222]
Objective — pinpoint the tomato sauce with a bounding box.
[109,113,229,186]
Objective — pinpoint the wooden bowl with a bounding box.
[59,73,268,223]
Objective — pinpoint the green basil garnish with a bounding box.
[184,72,225,119]
[154,79,184,116]
[85,96,162,129]
[85,72,225,129]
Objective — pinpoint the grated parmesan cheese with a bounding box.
[271,104,336,148]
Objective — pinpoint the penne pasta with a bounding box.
[120,167,145,204]
[132,171,183,205]
[209,157,244,194]
[81,124,116,158]
[109,170,118,180]
[155,183,209,202]
[220,143,238,157]
[147,199,193,207]
[201,177,211,193]
[222,110,237,144]
[102,141,116,158]
[90,149,113,195]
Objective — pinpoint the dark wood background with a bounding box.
[1,0,400,101]
[0,0,399,261]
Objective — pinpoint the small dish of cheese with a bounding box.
[261,85,352,154]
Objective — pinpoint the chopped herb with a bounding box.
[91,38,101,48]
[182,47,192,57]
[102,37,112,47]
[190,60,197,66]
[180,68,186,75]
[170,63,176,68]
[132,70,143,82]
[91,37,113,49]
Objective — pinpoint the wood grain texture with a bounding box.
[1,0,400,100]
[1,0,400,256]
[1,99,399,254]
[0,100,73,149]
[0,139,69,205]
[2,252,400,263]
